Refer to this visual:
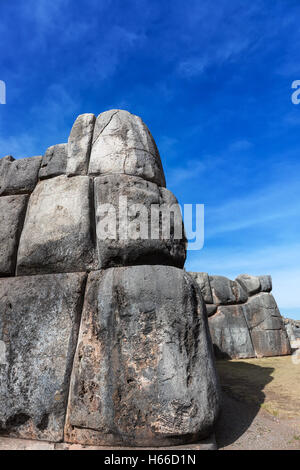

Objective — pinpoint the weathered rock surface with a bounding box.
[0,155,41,196]
[189,272,213,304]
[284,318,300,342]
[65,266,220,447]
[0,195,28,276]
[0,272,86,442]
[89,110,166,187]
[16,175,97,275]
[259,275,272,293]
[39,144,67,180]
[243,293,291,357]
[67,114,95,176]
[208,305,255,359]
[209,275,248,305]
[0,156,14,193]
[236,274,261,295]
[94,174,186,268]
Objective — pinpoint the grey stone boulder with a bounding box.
[0,195,28,276]
[208,305,255,359]
[94,174,186,268]
[259,275,272,293]
[39,144,67,180]
[236,274,261,296]
[0,272,86,442]
[16,175,97,275]
[89,110,166,187]
[67,114,96,176]
[284,318,300,342]
[209,275,248,305]
[0,156,14,193]
[65,266,220,447]
[0,155,42,196]
[243,293,291,357]
[189,272,213,304]
[285,323,296,343]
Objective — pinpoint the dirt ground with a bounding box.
[215,356,300,450]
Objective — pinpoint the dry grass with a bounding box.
[216,356,300,418]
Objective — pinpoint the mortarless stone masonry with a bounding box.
[0,109,221,447]
[189,272,291,359]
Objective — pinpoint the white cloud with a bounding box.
[206,176,300,237]
[0,133,39,158]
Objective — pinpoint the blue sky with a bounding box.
[1,0,300,319]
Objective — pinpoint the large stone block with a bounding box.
[208,305,255,359]
[243,293,291,357]
[258,275,272,293]
[189,272,213,303]
[236,274,261,296]
[0,195,28,276]
[67,114,96,176]
[94,175,186,268]
[0,155,42,196]
[39,144,67,180]
[0,272,86,442]
[89,110,166,187]
[0,156,14,194]
[209,275,248,305]
[65,266,220,447]
[16,175,97,275]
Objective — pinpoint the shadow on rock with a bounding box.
[215,359,274,448]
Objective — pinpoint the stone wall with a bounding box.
[189,273,291,359]
[284,318,300,349]
[0,110,220,446]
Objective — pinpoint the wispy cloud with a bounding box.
[167,159,208,186]
[0,133,39,158]
[206,177,300,237]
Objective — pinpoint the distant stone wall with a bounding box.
[189,273,291,359]
[284,318,300,349]
[0,110,220,446]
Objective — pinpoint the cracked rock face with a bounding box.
[0,272,86,442]
[243,293,291,357]
[0,195,28,275]
[65,266,220,447]
[94,174,186,269]
[208,305,255,359]
[16,175,97,275]
[89,110,166,187]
